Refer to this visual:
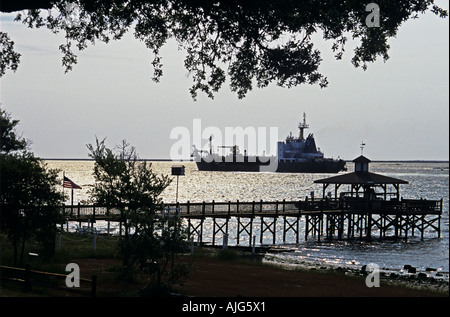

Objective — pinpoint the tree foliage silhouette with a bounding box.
[1,108,63,264]
[1,0,447,99]
[87,138,189,294]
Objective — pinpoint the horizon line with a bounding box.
[42,158,449,163]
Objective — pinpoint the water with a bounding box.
[46,160,449,277]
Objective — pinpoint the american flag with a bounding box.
[63,176,82,189]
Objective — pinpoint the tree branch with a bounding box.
[0,0,54,13]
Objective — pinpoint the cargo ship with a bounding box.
[191,140,273,172]
[191,114,346,173]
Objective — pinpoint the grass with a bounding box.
[0,231,122,297]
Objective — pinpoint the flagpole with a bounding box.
[63,174,81,206]
[63,171,65,205]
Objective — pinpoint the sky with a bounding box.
[1,2,449,161]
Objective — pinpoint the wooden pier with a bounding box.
[61,155,444,246]
[62,197,443,245]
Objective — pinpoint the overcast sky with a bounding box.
[1,2,449,161]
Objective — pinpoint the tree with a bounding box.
[87,137,189,295]
[0,108,63,264]
[0,107,27,153]
[1,0,447,99]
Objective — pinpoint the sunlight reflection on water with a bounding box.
[46,160,449,275]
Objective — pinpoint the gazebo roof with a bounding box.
[314,171,408,185]
[353,155,371,163]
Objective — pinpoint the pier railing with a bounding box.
[60,199,341,221]
[61,197,443,221]
[341,197,443,215]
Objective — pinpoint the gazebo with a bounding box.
[314,155,409,202]
[311,156,442,240]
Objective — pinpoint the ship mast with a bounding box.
[209,135,213,155]
[360,141,366,155]
[298,112,309,140]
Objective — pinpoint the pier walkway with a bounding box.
[62,197,443,245]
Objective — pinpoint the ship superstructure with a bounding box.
[276,113,346,173]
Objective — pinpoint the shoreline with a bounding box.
[174,248,449,297]
[43,158,449,164]
[262,254,449,294]
[193,244,449,293]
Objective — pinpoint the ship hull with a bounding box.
[196,161,261,172]
[195,159,346,173]
[195,157,270,172]
[275,160,346,173]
